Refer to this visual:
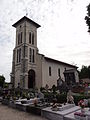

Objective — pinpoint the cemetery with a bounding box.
[0,13,90,119]
[0,82,90,120]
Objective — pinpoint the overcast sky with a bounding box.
[0,0,90,82]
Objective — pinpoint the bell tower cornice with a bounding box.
[12,16,41,28]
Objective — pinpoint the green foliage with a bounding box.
[4,83,9,88]
[44,92,54,102]
[0,75,5,88]
[44,92,67,103]
[79,65,90,79]
[44,91,90,105]
[40,87,45,92]
[85,3,90,32]
[72,85,85,94]
[58,82,68,94]
[0,88,3,96]
[22,92,27,99]
[73,94,90,105]
[56,93,67,103]
[52,85,57,94]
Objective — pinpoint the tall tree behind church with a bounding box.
[85,3,90,33]
[79,65,90,79]
[0,75,5,88]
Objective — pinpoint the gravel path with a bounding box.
[0,103,47,120]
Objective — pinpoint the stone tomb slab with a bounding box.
[15,102,31,111]
[64,109,90,120]
[15,98,41,111]
[42,105,80,120]
[26,102,50,115]
[15,99,34,111]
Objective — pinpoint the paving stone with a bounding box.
[0,103,47,120]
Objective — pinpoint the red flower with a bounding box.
[78,100,85,108]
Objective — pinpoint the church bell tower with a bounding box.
[11,16,40,89]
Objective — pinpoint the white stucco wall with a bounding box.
[41,57,79,88]
[35,54,43,89]
[15,66,21,88]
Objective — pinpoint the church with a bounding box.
[11,16,79,89]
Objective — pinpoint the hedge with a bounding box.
[44,92,90,105]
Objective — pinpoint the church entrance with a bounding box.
[28,69,35,89]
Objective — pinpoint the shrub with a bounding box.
[40,87,45,92]
[22,92,27,99]
[56,93,67,103]
[44,92,54,102]
[44,91,90,105]
[73,94,90,105]
[52,85,57,94]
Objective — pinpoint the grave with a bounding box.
[26,102,50,115]
[9,100,16,108]
[42,104,80,120]
[15,98,37,111]
[2,99,9,105]
[15,98,42,111]
[64,108,90,120]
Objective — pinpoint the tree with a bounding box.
[0,75,5,88]
[79,65,90,79]
[85,3,90,32]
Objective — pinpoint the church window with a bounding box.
[29,48,35,63]
[17,48,21,63]
[21,32,22,43]
[18,48,21,62]
[58,68,60,77]
[29,48,32,62]
[18,32,22,45]
[29,32,34,45]
[49,66,51,76]
[18,34,20,45]
[17,49,19,63]
[29,32,31,44]
[32,49,35,63]
[32,32,34,45]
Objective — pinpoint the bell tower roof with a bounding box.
[12,16,41,28]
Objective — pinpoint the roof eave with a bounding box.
[45,57,78,68]
[12,16,41,28]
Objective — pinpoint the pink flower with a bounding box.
[78,100,85,108]
[74,112,86,117]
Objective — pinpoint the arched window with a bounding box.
[29,48,35,63]
[58,68,60,77]
[32,32,34,45]
[18,32,22,45]
[32,49,34,63]
[29,32,31,44]
[21,32,22,43]
[49,66,51,76]
[29,48,32,62]
[17,48,21,63]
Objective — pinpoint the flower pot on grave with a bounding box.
[81,108,85,114]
